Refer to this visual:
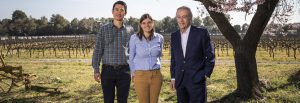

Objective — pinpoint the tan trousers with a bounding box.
[134,70,163,103]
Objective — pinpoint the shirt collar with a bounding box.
[142,32,157,40]
[109,20,126,29]
[152,32,158,38]
[181,25,191,35]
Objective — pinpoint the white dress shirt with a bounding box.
[181,25,191,57]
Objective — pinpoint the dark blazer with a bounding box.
[170,25,215,88]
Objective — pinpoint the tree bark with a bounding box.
[233,40,262,99]
[196,0,279,99]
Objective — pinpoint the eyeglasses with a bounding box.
[113,8,125,12]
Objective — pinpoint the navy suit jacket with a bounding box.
[170,25,215,88]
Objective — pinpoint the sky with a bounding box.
[0,0,299,25]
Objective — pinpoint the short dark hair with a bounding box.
[112,1,127,14]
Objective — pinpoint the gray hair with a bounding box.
[176,6,193,21]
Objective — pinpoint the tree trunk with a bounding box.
[233,42,263,99]
[196,0,279,99]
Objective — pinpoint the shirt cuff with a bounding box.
[205,75,209,79]
[130,69,135,74]
[171,78,175,81]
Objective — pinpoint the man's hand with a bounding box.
[170,79,175,90]
[94,72,101,83]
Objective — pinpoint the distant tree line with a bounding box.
[0,10,227,36]
[1,10,298,37]
[0,10,102,36]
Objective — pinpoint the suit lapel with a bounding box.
[185,26,194,59]
[175,31,185,59]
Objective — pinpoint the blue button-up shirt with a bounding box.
[128,33,164,73]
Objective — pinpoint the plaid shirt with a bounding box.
[92,21,134,73]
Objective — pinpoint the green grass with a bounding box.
[0,49,299,102]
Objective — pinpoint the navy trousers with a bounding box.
[101,66,131,103]
[176,70,207,103]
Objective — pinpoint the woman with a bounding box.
[128,13,164,103]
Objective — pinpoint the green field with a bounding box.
[1,49,299,102]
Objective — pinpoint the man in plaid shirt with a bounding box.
[92,1,133,103]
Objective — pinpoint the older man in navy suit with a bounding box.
[170,6,215,103]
